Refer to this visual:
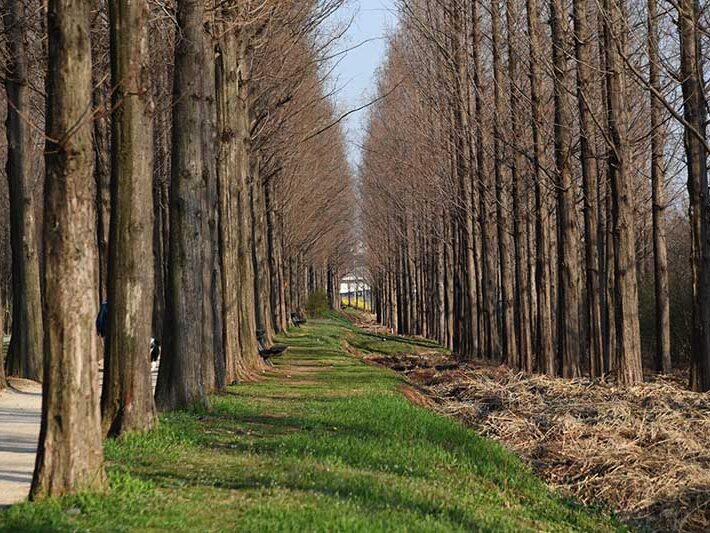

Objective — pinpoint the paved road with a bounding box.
[0,363,158,507]
[0,378,41,507]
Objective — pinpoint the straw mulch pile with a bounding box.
[367,351,710,532]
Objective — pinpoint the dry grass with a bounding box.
[368,351,710,532]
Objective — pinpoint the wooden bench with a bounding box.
[256,329,288,361]
[290,312,307,327]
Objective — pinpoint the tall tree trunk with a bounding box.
[451,1,477,359]
[436,214,447,347]
[573,0,604,377]
[491,0,518,366]
[31,0,106,498]
[94,94,111,304]
[549,0,582,378]
[235,39,262,377]
[92,4,111,305]
[151,109,168,349]
[265,176,288,333]
[200,24,219,394]
[101,0,156,437]
[155,0,208,410]
[3,0,44,382]
[647,0,671,374]
[472,0,500,360]
[603,0,643,385]
[677,0,710,392]
[526,0,554,374]
[251,157,275,344]
[506,0,533,371]
[216,21,241,384]
[150,50,171,348]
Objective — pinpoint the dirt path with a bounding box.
[0,378,41,507]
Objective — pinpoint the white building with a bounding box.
[340,269,371,309]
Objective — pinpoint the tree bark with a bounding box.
[215,22,242,385]
[602,0,643,385]
[677,0,710,392]
[155,0,208,410]
[506,0,533,371]
[3,0,44,383]
[451,1,477,359]
[31,0,106,498]
[235,39,263,377]
[101,0,157,437]
[549,0,582,378]
[647,0,671,374]
[251,157,275,344]
[265,175,288,333]
[491,0,518,367]
[200,24,220,394]
[472,0,500,360]
[93,80,111,304]
[526,0,554,374]
[573,0,604,377]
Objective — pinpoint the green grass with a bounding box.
[0,316,623,532]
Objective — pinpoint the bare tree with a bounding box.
[100,0,156,436]
[676,0,710,392]
[602,0,643,384]
[549,0,581,378]
[31,0,106,498]
[3,0,44,382]
[491,0,517,366]
[647,0,671,373]
[155,0,208,410]
[526,0,555,375]
[506,0,533,372]
[573,0,604,377]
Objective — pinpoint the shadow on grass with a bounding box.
[130,453,489,531]
[0,317,620,533]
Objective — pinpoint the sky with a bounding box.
[327,0,398,171]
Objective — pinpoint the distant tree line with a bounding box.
[361,0,710,392]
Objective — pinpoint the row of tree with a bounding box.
[0,0,355,498]
[361,0,710,391]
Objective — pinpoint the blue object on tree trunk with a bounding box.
[96,302,108,337]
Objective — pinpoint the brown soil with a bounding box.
[397,384,437,409]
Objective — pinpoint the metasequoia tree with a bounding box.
[647,0,670,373]
[601,0,643,384]
[92,0,111,304]
[31,0,106,498]
[472,0,499,360]
[214,3,247,384]
[491,0,517,367]
[0,0,353,499]
[676,0,710,391]
[3,0,44,382]
[366,0,705,389]
[506,0,533,372]
[572,0,603,377]
[149,0,353,395]
[154,0,209,410]
[525,0,554,375]
[100,0,156,436]
[451,1,478,358]
[549,0,581,378]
